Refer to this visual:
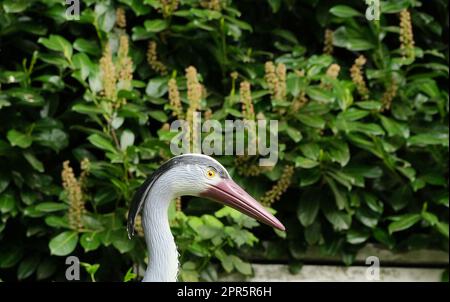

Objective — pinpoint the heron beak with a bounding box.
[201,179,286,231]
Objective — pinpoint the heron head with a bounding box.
[127,154,285,238]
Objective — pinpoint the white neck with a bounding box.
[141,179,179,282]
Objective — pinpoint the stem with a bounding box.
[220,18,228,78]
[105,109,121,150]
[110,125,121,150]
[374,20,386,71]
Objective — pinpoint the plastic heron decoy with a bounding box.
[127,154,285,282]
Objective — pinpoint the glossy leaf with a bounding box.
[7,129,32,148]
[49,231,79,256]
[388,214,422,234]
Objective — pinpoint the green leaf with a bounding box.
[2,0,30,13]
[80,232,101,252]
[148,110,169,122]
[35,202,68,212]
[379,116,409,138]
[87,134,117,154]
[72,53,94,81]
[333,26,375,51]
[0,171,9,194]
[295,156,319,169]
[38,35,73,60]
[0,139,13,156]
[336,119,385,136]
[72,103,105,115]
[373,228,395,248]
[335,84,353,111]
[230,255,252,275]
[346,229,370,244]
[175,8,222,20]
[180,263,199,282]
[0,71,26,84]
[120,130,135,151]
[73,38,100,56]
[304,220,322,245]
[49,231,79,256]
[338,109,369,121]
[296,114,326,129]
[23,151,44,172]
[322,201,351,231]
[267,0,281,13]
[286,75,302,97]
[38,53,69,68]
[131,26,154,41]
[325,177,348,210]
[299,168,321,187]
[17,255,40,280]
[146,77,168,98]
[7,129,32,148]
[441,270,449,282]
[80,262,100,281]
[327,140,350,167]
[0,193,15,214]
[356,207,380,228]
[123,267,137,282]
[364,193,384,214]
[0,98,11,109]
[82,214,103,231]
[112,230,135,253]
[98,7,116,32]
[214,249,233,273]
[34,129,69,152]
[36,258,57,280]
[297,189,321,227]
[329,5,362,18]
[203,214,224,229]
[45,216,70,229]
[388,186,412,212]
[306,87,335,103]
[356,101,383,111]
[436,222,449,238]
[422,211,438,226]
[224,16,252,32]
[288,261,303,274]
[299,143,319,161]
[408,133,449,147]
[0,246,23,269]
[144,19,169,32]
[6,88,44,106]
[190,216,221,240]
[381,0,411,14]
[388,214,421,234]
[287,126,302,143]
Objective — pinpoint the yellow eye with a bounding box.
[206,170,216,178]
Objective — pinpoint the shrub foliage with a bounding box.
[0,0,448,281]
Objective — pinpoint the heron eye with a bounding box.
[206,169,216,178]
